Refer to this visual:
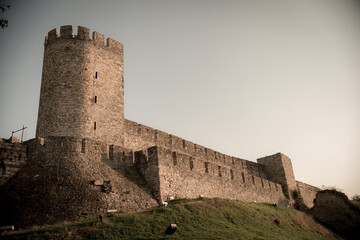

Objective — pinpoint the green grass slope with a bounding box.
[1,198,342,240]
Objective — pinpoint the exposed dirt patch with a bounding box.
[290,211,333,236]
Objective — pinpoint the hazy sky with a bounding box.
[0,0,359,197]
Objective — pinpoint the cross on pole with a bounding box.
[11,125,27,143]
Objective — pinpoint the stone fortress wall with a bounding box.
[0,25,320,212]
[20,135,288,205]
[296,180,320,208]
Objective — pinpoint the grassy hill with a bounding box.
[0,198,342,240]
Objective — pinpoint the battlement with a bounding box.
[44,25,123,54]
[137,145,286,204]
[124,118,268,178]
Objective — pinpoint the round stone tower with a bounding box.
[36,25,124,145]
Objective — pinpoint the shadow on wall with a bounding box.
[309,190,360,240]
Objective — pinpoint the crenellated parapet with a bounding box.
[124,118,268,178]
[44,25,123,54]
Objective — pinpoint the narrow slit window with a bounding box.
[94,122,97,130]
[95,96,97,103]
[241,172,245,183]
[109,145,114,160]
[172,152,177,166]
[252,176,255,185]
[81,139,86,153]
[95,72,98,78]
[204,162,209,173]
[230,169,234,180]
[218,166,222,177]
[261,179,264,188]
[189,157,194,170]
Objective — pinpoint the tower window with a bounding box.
[172,152,177,166]
[94,122,96,130]
[95,72,98,78]
[81,139,86,153]
[95,96,97,103]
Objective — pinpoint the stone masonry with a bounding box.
[0,137,27,186]
[0,25,321,227]
[36,25,124,146]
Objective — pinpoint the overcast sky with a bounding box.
[0,0,359,197]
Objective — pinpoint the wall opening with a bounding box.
[134,151,141,164]
[81,139,86,153]
[241,172,245,183]
[189,157,194,170]
[172,152,177,166]
[218,166,222,177]
[94,122,97,130]
[261,179,264,188]
[109,145,114,160]
[95,72,98,78]
[252,176,255,185]
[230,169,234,180]
[95,96,97,103]
[182,140,185,149]
[204,162,209,173]
[122,151,125,161]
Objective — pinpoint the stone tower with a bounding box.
[36,25,124,145]
[257,153,298,203]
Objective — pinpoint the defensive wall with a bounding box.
[0,137,28,186]
[123,118,318,205]
[1,132,319,209]
[296,181,320,208]
[5,135,288,206]
[135,146,288,205]
[124,119,268,179]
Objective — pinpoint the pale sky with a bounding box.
[0,0,359,197]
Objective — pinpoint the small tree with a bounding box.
[351,194,360,202]
[1,3,11,29]
[320,185,343,192]
[292,190,300,200]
